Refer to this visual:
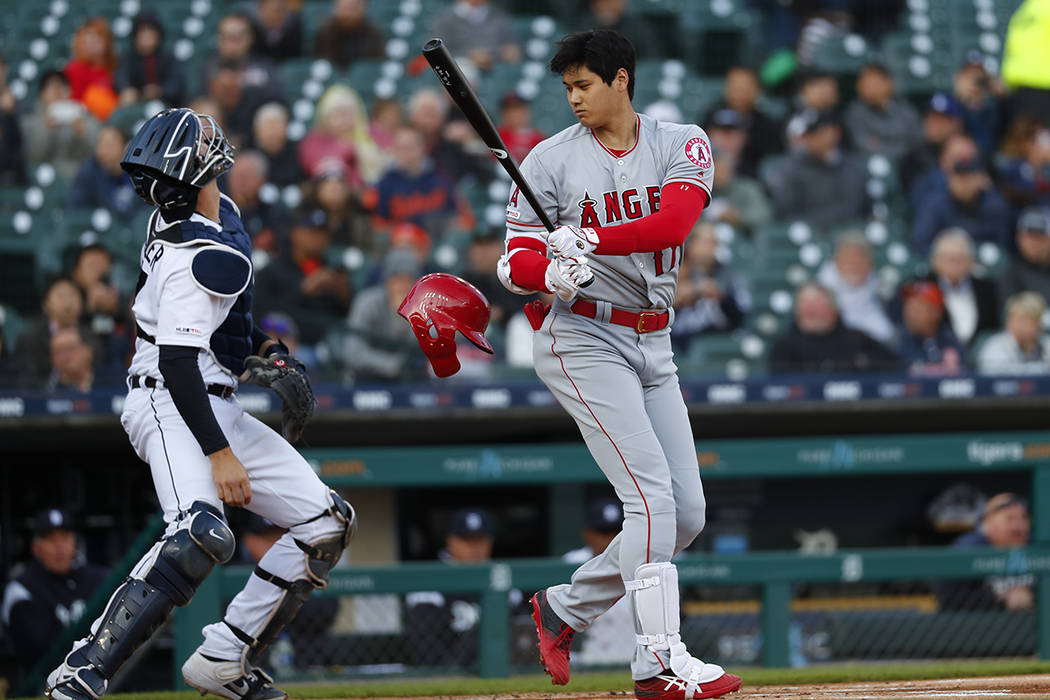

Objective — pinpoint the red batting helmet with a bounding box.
[397,273,494,378]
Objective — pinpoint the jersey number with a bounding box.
[653,246,681,276]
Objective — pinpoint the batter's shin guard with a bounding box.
[628,562,729,697]
[225,491,357,666]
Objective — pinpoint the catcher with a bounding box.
[46,108,354,700]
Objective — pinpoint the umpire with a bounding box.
[2,509,108,675]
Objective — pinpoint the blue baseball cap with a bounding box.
[448,508,494,538]
[32,508,76,536]
[587,498,623,533]
[927,92,964,120]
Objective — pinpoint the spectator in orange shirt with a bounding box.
[65,17,118,121]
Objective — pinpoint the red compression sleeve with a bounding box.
[507,236,550,292]
[592,182,707,255]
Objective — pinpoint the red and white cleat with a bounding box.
[634,671,743,699]
[530,589,575,685]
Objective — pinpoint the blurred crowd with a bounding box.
[0,0,1049,392]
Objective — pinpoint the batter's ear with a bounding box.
[614,67,630,93]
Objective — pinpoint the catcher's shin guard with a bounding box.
[224,491,356,665]
[629,562,732,698]
[48,502,234,699]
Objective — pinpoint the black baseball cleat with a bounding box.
[530,588,575,685]
[182,651,287,700]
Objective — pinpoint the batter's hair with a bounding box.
[550,29,636,101]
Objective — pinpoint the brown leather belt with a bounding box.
[570,300,670,334]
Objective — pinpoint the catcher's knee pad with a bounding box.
[146,501,235,605]
[226,491,355,664]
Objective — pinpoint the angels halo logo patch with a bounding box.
[685,137,712,169]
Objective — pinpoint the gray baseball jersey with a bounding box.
[508,114,715,682]
[506,113,714,309]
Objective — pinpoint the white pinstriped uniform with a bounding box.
[506,113,716,681]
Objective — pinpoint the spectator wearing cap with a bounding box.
[345,248,422,381]
[561,497,634,666]
[251,102,303,188]
[900,93,966,195]
[260,311,319,370]
[785,71,841,150]
[2,509,109,673]
[496,92,545,164]
[249,0,303,62]
[21,69,99,182]
[952,51,1003,158]
[405,507,497,667]
[702,66,784,178]
[996,113,1050,210]
[113,13,185,107]
[768,109,868,233]
[895,279,967,376]
[429,0,520,72]
[67,125,140,218]
[911,133,1014,256]
[223,149,291,254]
[844,63,923,161]
[977,292,1050,375]
[768,283,898,374]
[313,0,386,71]
[672,222,751,349]
[0,53,26,186]
[373,124,469,238]
[255,208,351,346]
[817,230,896,346]
[1005,207,1050,302]
[703,140,772,236]
[301,160,375,251]
[704,109,749,164]
[923,228,1000,348]
[299,84,381,187]
[935,493,1033,611]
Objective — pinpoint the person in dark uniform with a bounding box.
[2,509,108,674]
[404,508,496,668]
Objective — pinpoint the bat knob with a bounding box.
[423,38,444,52]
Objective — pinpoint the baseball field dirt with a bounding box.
[310,674,1050,699]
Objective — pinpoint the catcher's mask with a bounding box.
[398,273,494,378]
[120,108,235,221]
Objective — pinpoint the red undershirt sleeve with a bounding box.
[506,236,551,292]
[592,182,707,255]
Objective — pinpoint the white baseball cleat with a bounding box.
[181,651,287,700]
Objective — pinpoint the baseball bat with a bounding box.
[422,38,555,232]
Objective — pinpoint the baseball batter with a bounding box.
[497,31,741,699]
[46,109,355,700]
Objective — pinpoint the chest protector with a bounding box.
[144,196,254,375]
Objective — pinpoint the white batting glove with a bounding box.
[547,225,600,258]
[545,256,594,302]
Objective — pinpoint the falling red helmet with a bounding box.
[397,273,494,378]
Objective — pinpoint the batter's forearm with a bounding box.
[592,183,706,255]
[158,345,230,456]
[506,248,551,292]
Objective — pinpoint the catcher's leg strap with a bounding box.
[629,562,727,696]
[64,502,234,683]
[224,491,356,664]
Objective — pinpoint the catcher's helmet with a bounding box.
[120,108,234,221]
[398,273,494,378]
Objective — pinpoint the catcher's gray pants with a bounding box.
[533,301,707,681]
[120,387,342,661]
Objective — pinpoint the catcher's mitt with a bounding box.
[242,353,316,444]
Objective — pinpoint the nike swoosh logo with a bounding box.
[209,528,226,541]
[225,678,249,696]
